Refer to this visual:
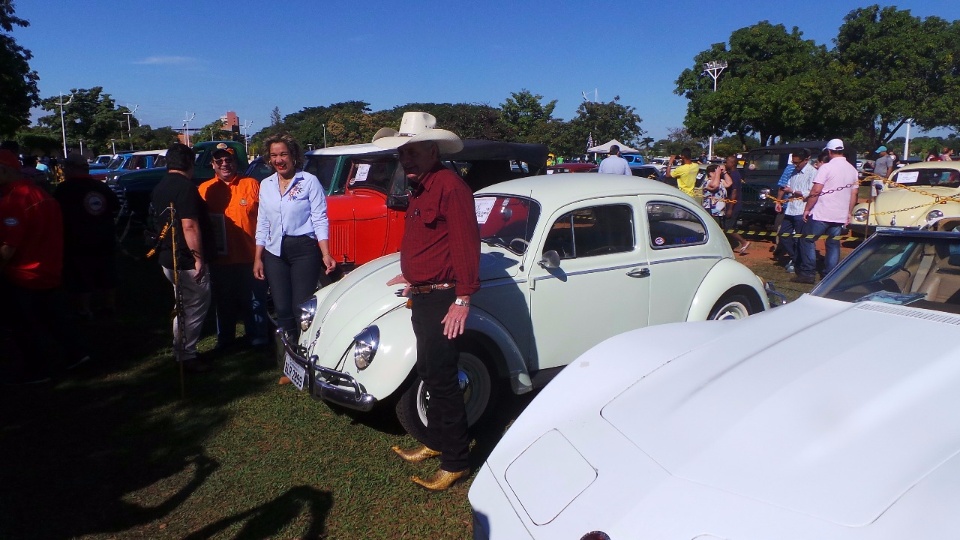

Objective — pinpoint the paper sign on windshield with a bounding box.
[897,171,919,184]
[354,164,371,183]
[475,198,496,224]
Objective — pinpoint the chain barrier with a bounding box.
[720,228,857,242]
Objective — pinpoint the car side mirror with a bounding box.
[386,193,409,211]
[538,250,561,269]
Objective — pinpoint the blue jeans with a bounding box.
[262,235,323,335]
[210,263,268,347]
[798,220,844,278]
[778,214,804,266]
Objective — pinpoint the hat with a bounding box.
[372,112,463,154]
[63,152,90,168]
[212,143,235,157]
[875,145,887,153]
[0,149,21,170]
[824,139,844,151]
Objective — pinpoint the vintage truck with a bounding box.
[302,139,548,271]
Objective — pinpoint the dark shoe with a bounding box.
[181,357,212,373]
[392,445,441,463]
[411,468,469,491]
[791,274,815,284]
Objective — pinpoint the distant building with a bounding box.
[221,111,239,133]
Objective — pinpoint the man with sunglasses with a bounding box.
[198,143,266,353]
[775,148,816,274]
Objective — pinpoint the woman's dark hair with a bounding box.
[165,143,195,171]
[263,133,302,169]
[817,150,831,164]
[706,164,720,175]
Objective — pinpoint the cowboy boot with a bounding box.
[391,445,441,463]
[411,468,469,491]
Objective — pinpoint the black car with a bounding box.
[738,141,857,227]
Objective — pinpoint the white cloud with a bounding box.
[133,56,197,65]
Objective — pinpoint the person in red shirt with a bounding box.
[0,149,89,384]
[375,112,480,491]
[198,144,267,351]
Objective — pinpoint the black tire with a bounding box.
[708,293,755,320]
[395,351,498,446]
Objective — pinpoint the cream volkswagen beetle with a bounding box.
[851,161,960,234]
[279,173,773,443]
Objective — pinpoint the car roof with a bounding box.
[896,160,960,173]
[476,173,685,208]
[132,149,166,156]
[306,143,382,156]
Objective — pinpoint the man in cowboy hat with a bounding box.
[377,112,480,491]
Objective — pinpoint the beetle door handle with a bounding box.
[627,268,650,278]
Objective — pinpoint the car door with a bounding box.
[526,197,650,371]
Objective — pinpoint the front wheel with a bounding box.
[708,293,754,320]
[395,351,497,446]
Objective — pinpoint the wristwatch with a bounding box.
[454,298,470,307]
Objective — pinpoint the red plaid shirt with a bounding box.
[400,166,480,296]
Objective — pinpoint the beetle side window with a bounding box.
[543,204,634,259]
[646,202,707,248]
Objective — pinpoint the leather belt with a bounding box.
[409,282,455,295]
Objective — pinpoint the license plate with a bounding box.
[283,354,307,391]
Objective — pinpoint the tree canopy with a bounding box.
[0,1,39,137]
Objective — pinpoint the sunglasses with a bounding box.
[213,157,234,165]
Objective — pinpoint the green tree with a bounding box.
[35,87,136,154]
[129,125,179,150]
[652,128,704,157]
[499,89,557,143]
[832,5,960,148]
[563,97,644,157]
[676,22,828,146]
[0,1,39,137]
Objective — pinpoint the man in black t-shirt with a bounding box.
[151,143,213,372]
[54,153,121,318]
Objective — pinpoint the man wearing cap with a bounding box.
[151,142,214,373]
[198,143,267,352]
[54,153,121,318]
[376,112,480,491]
[872,145,894,198]
[0,149,90,384]
[793,139,859,284]
[597,144,632,175]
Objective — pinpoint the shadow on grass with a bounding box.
[0,246,332,538]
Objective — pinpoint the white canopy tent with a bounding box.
[587,139,639,154]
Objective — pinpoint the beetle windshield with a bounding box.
[815,233,960,314]
[475,195,540,255]
[893,168,960,188]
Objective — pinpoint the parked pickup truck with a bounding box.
[302,139,548,271]
[110,140,248,225]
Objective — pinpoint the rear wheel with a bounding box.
[708,293,754,320]
[395,351,497,446]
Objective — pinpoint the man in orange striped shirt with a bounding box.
[199,143,268,351]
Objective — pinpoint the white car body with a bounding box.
[851,161,960,233]
[470,228,960,539]
[282,173,771,441]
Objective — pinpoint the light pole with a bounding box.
[79,139,84,157]
[58,92,74,158]
[111,139,117,154]
[904,118,913,160]
[322,123,327,148]
[123,105,138,150]
[242,120,253,155]
[183,112,195,146]
[703,60,728,161]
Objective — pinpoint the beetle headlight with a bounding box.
[852,208,869,222]
[298,297,318,332]
[353,326,379,370]
[927,209,944,224]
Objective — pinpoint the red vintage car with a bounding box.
[305,140,548,271]
[546,162,598,174]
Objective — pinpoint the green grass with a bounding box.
[0,245,518,539]
[0,235,849,539]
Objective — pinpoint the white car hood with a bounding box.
[479,295,960,536]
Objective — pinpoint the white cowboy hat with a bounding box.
[372,111,463,154]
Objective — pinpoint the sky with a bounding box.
[11,0,958,144]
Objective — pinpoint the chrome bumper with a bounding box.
[277,329,377,412]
